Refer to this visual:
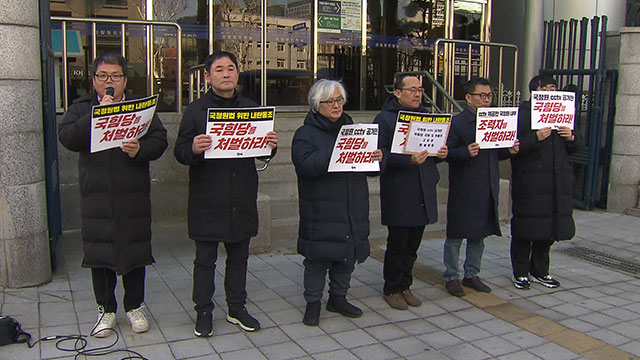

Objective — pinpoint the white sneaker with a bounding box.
[92,306,116,338]
[126,306,149,333]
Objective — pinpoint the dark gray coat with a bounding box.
[292,111,371,263]
[174,89,274,243]
[446,107,510,239]
[374,97,441,227]
[510,100,583,241]
[58,91,168,274]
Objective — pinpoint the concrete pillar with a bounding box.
[608,27,640,213]
[0,0,51,287]
[520,0,545,100]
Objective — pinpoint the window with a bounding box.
[277,59,285,68]
[277,42,285,52]
[296,60,306,69]
[296,46,305,53]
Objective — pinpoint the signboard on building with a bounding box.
[318,0,361,34]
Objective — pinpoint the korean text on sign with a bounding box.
[391,111,451,154]
[90,94,158,153]
[475,107,518,149]
[531,91,576,130]
[328,124,380,172]
[402,113,451,156]
[204,107,275,159]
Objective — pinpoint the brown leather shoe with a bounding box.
[401,290,422,307]
[445,279,466,297]
[461,276,492,293]
[383,293,408,310]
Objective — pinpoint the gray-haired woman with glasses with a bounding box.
[292,79,383,326]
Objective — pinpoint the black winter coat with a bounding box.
[292,111,371,263]
[446,107,510,239]
[510,100,583,241]
[374,97,441,227]
[174,89,273,242]
[58,91,168,274]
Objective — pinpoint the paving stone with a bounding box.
[350,343,398,360]
[280,322,325,340]
[496,350,543,360]
[219,348,267,360]
[210,332,253,353]
[440,342,492,360]
[295,334,342,354]
[474,319,521,335]
[527,342,581,360]
[587,328,632,346]
[259,341,307,360]
[500,331,548,349]
[364,323,408,341]
[471,335,522,357]
[418,331,463,350]
[394,318,439,335]
[383,336,428,357]
[246,327,290,347]
[331,329,378,349]
[313,349,359,360]
[426,313,469,330]
[168,338,216,359]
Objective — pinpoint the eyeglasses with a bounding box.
[320,97,345,106]
[469,92,493,100]
[399,87,424,95]
[94,73,124,82]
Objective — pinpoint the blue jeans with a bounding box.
[443,237,485,282]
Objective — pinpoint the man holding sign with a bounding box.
[174,52,278,337]
[374,74,447,310]
[443,78,519,297]
[58,54,168,337]
[510,75,582,290]
[292,80,383,326]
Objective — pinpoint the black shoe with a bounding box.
[194,311,213,337]
[445,279,466,297]
[461,276,492,293]
[226,307,261,332]
[326,295,362,318]
[513,276,532,290]
[531,274,560,288]
[303,302,321,326]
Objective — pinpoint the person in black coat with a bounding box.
[292,79,383,326]
[510,75,583,290]
[443,77,519,297]
[174,51,278,337]
[374,74,448,310]
[58,54,168,337]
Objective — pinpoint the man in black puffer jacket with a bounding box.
[59,53,168,337]
[292,79,383,326]
[174,51,278,337]
[374,74,448,311]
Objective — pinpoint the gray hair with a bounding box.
[308,79,347,112]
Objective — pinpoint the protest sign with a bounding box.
[402,114,451,156]
[475,107,518,149]
[204,107,275,159]
[391,111,451,154]
[328,124,379,172]
[90,94,158,153]
[531,91,576,130]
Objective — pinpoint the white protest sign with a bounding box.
[90,94,158,153]
[475,107,518,149]
[402,114,451,156]
[531,91,576,130]
[204,107,275,159]
[328,124,380,172]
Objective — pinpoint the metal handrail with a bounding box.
[188,64,208,103]
[51,16,182,113]
[434,38,518,111]
[390,71,463,113]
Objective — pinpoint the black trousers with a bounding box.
[91,267,145,313]
[303,258,355,303]
[192,239,250,313]
[383,225,425,295]
[510,238,554,277]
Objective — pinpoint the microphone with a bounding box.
[106,87,114,96]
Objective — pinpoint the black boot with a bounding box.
[303,302,321,326]
[326,295,362,318]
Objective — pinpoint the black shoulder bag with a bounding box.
[0,316,31,346]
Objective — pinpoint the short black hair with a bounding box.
[463,77,491,96]
[92,53,127,76]
[529,75,557,92]
[394,73,420,90]
[204,51,239,73]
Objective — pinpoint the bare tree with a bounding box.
[216,0,260,72]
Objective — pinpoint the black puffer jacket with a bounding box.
[58,91,168,274]
[292,111,371,263]
[510,100,583,241]
[174,89,274,242]
[374,96,441,227]
[446,107,510,239]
